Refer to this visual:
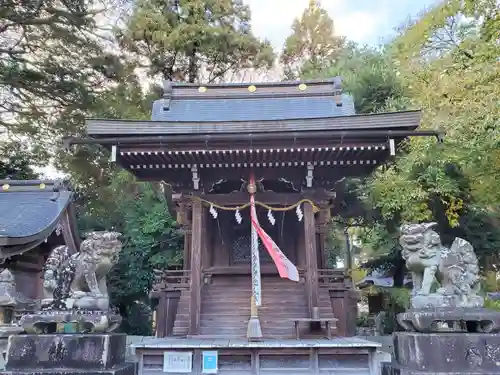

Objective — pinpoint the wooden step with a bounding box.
[172,275,337,339]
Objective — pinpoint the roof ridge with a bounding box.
[166,76,342,88]
[0,179,72,194]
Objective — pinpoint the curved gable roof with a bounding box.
[0,181,73,247]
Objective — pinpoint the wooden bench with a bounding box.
[292,318,338,339]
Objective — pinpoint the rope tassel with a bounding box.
[235,209,242,224]
[267,209,275,225]
[209,204,218,219]
[296,204,303,222]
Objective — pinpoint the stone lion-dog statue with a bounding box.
[42,231,122,310]
[399,222,482,308]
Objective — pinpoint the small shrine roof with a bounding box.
[0,180,75,252]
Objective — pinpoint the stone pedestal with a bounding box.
[0,333,135,375]
[0,326,24,370]
[384,332,500,374]
[397,308,500,333]
[19,311,122,334]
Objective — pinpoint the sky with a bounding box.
[246,0,439,49]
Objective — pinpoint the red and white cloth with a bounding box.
[249,195,299,282]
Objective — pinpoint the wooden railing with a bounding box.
[152,269,191,292]
[317,268,347,289]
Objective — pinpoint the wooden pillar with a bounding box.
[155,291,181,337]
[188,200,203,335]
[202,213,212,269]
[317,207,330,269]
[304,202,319,317]
[183,231,192,270]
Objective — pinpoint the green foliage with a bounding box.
[305,0,500,273]
[0,146,39,180]
[78,170,183,335]
[304,45,408,114]
[365,1,500,260]
[356,312,372,328]
[280,0,345,80]
[484,298,500,312]
[66,77,184,334]
[119,0,275,82]
[1,0,122,156]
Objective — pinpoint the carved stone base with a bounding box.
[397,308,500,333]
[383,332,500,374]
[0,334,135,375]
[411,294,484,309]
[19,311,121,334]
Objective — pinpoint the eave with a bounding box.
[83,110,425,137]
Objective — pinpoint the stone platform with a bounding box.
[0,333,135,375]
[397,308,500,333]
[132,336,382,375]
[383,332,500,375]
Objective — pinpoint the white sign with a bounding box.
[163,351,192,373]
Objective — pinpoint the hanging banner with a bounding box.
[250,195,299,282]
[250,221,262,306]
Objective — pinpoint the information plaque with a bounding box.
[163,351,193,373]
[202,350,218,374]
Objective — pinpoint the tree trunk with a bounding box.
[188,48,197,83]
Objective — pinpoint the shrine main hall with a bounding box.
[68,77,438,375]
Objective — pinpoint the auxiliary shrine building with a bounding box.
[73,78,437,375]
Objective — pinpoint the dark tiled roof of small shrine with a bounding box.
[150,77,353,122]
[0,180,72,242]
[151,94,355,122]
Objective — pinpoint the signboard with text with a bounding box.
[163,351,192,373]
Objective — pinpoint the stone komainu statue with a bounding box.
[399,222,482,307]
[42,231,122,311]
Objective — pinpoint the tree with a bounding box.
[362,0,500,270]
[77,170,183,335]
[118,0,275,83]
[1,0,122,157]
[280,0,345,80]
[62,75,184,334]
[304,44,408,113]
[300,1,500,276]
[0,147,39,180]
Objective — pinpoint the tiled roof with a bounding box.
[0,181,72,240]
[151,94,355,122]
[150,77,353,122]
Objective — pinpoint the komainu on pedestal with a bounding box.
[22,231,123,334]
[1,231,135,375]
[397,222,499,333]
[385,222,500,375]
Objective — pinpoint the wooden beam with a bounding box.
[304,202,319,317]
[188,201,203,335]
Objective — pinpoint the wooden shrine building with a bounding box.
[0,180,80,317]
[70,78,439,375]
